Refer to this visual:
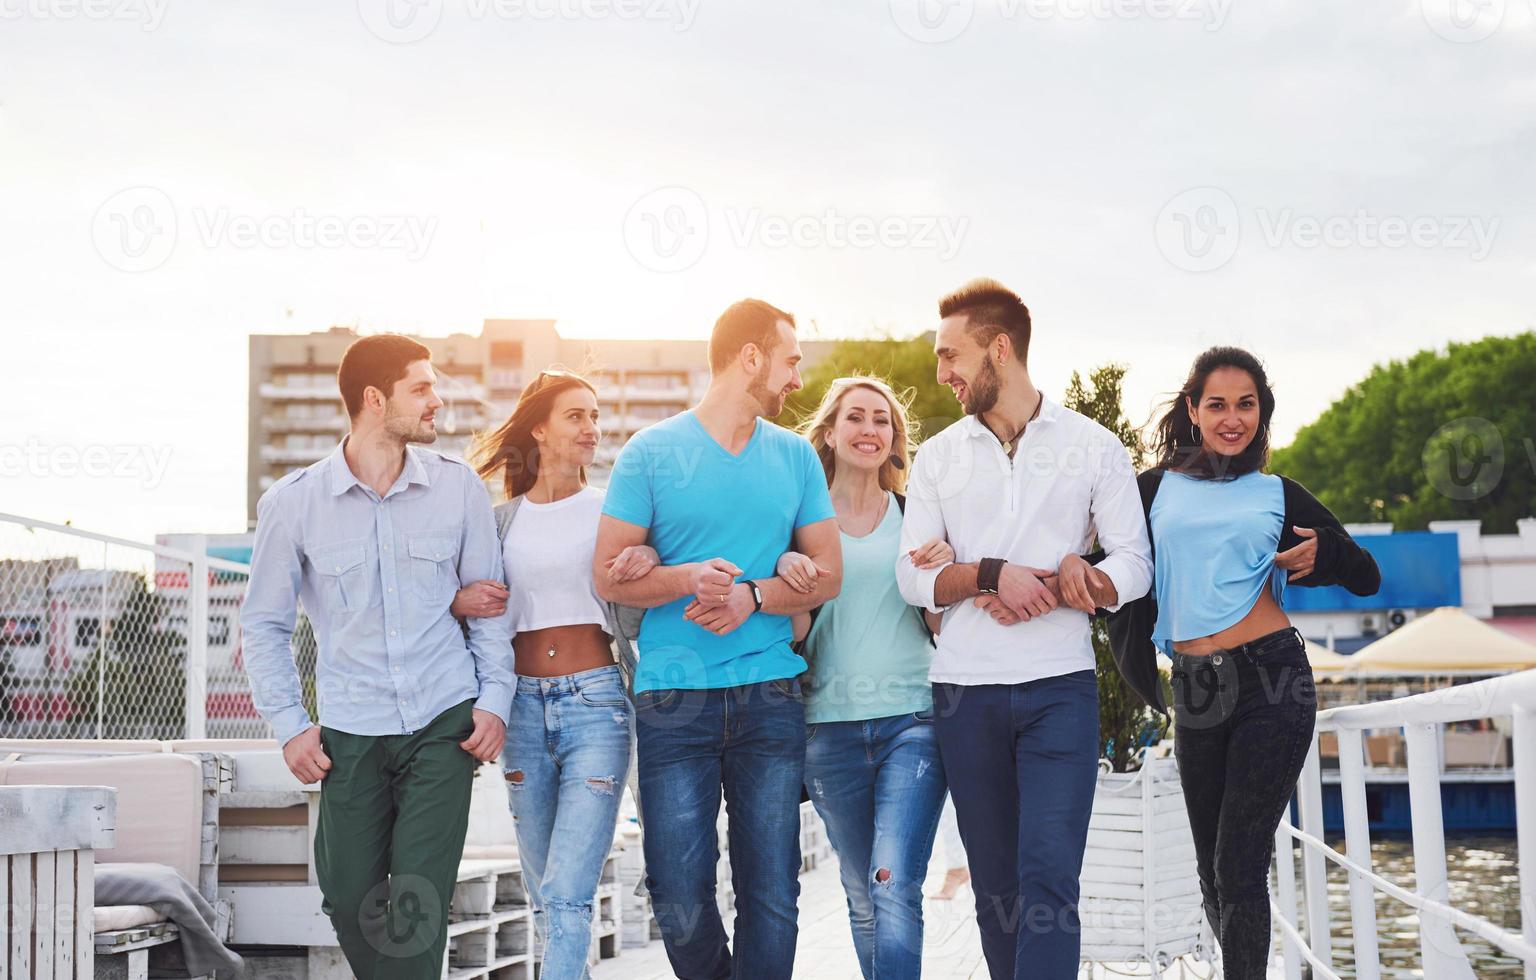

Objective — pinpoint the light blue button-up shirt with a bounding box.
[240,440,514,746]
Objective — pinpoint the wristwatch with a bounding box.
[977,558,1005,596]
[747,579,764,611]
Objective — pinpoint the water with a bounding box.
[1285,836,1522,977]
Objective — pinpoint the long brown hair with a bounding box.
[470,369,598,500]
[798,375,917,494]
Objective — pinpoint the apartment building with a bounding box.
[248,319,834,523]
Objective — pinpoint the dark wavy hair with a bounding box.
[1151,346,1275,480]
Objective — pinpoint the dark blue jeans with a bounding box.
[634,678,805,980]
[1170,627,1316,980]
[804,710,948,979]
[933,671,1100,980]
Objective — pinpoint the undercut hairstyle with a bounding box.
[938,278,1032,365]
[707,299,796,374]
[337,334,433,419]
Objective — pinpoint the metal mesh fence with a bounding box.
[0,515,314,741]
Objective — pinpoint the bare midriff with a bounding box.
[513,623,617,678]
[1172,589,1291,657]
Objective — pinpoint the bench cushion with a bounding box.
[0,754,204,884]
[94,905,168,932]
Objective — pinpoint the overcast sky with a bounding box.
[1,0,1532,542]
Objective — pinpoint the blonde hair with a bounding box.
[798,375,918,494]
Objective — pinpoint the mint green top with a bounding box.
[802,493,935,724]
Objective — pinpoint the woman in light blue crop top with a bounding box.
[1139,347,1379,980]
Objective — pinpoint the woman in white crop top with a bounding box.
[455,369,655,980]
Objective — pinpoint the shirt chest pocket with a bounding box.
[312,544,370,615]
[407,532,458,602]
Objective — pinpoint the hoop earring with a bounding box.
[1190,422,1201,444]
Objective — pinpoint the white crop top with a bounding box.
[501,486,610,635]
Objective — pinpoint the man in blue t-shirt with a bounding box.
[595,298,842,979]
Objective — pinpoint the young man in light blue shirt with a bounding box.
[240,334,512,980]
[594,299,843,979]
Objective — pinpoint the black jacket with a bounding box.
[1091,468,1382,715]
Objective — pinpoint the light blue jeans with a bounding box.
[501,665,633,980]
[804,709,948,979]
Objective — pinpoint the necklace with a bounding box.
[839,491,889,538]
[994,391,1044,456]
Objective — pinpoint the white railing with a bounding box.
[0,512,273,741]
[1275,669,1536,980]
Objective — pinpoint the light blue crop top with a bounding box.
[1149,470,1287,655]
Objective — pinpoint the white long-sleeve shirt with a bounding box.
[896,396,1153,686]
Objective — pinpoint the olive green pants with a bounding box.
[315,699,477,980]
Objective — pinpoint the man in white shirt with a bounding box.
[896,278,1153,979]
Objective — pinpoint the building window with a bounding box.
[490,340,524,364]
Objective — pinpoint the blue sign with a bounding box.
[1283,530,1460,611]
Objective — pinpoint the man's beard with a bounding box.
[746,367,785,419]
[383,406,438,444]
[964,358,1001,417]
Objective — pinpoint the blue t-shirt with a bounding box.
[602,411,837,692]
[1149,469,1287,655]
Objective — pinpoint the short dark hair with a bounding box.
[708,299,795,374]
[938,278,1032,365]
[337,334,433,418]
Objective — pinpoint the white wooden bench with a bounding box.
[0,747,234,979]
[0,784,116,979]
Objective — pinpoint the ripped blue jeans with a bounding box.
[804,710,948,979]
[502,665,634,980]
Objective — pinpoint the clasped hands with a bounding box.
[974,554,1117,627]
[680,537,952,637]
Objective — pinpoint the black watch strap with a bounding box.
[977,558,1005,595]
[748,579,764,611]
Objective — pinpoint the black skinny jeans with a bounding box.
[1170,627,1316,980]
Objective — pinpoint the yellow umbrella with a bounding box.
[1305,639,1356,679]
[1347,607,1536,674]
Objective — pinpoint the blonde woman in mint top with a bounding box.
[778,375,951,980]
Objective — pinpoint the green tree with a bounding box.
[68,575,187,739]
[1062,364,1170,772]
[785,334,961,441]
[1270,332,1536,533]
